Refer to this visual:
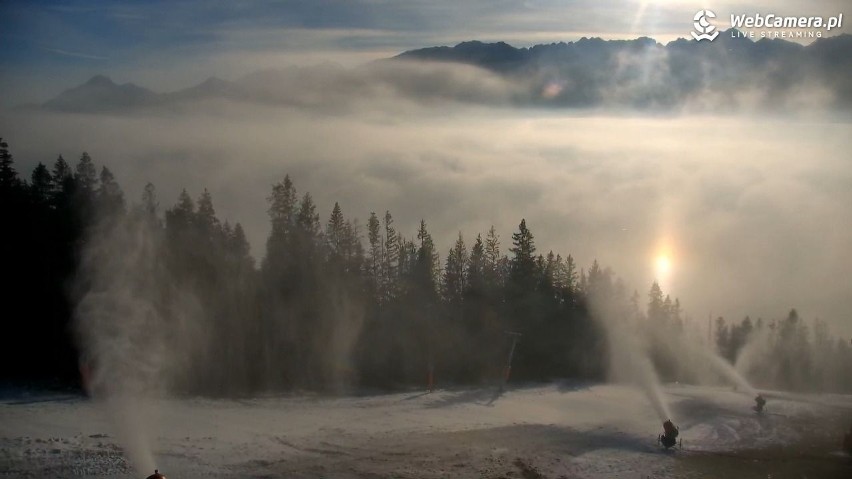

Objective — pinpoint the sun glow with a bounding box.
[655,255,671,276]
[652,240,676,291]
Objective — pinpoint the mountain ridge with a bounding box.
[38,33,852,113]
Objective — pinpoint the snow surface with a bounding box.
[1,383,850,478]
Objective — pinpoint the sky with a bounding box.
[1,0,850,103]
[1,0,851,338]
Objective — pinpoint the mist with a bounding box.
[2,2,852,477]
[74,211,177,474]
[3,88,850,340]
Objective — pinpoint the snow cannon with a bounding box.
[659,419,680,449]
[754,394,766,413]
[146,470,166,479]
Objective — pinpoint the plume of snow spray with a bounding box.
[587,291,673,422]
[698,347,758,397]
[605,318,674,422]
[74,212,177,475]
[324,289,365,394]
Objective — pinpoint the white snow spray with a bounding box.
[605,319,674,422]
[699,348,758,397]
[587,290,673,422]
[74,212,174,475]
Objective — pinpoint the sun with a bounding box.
[655,255,671,276]
[653,250,674,291]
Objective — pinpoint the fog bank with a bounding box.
[2,97,851,339]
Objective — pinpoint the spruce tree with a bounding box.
[443,232,467,304]
[75,152,98,193]
[96,166,125,218]
[509,219,536,291]
[0,138,19,191]
[30,163,52,203]
[326,202,345,259]
[466,233,485,295]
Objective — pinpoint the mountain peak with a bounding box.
[199,76,227,87]
[85,75,115,87]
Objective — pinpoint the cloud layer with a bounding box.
[3,96,850,338]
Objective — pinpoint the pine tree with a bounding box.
[166,189,195,233]
[50,155,73,205]
[266,175,298,249]
[466,233,485,295]
[51,155,72,183]
[229,222,253,268]
[382,211,399,301]
[366,212,382,300]
[415,219,439,293]
[96,166,125,218]
[0,138,19,191]
[647,281,664,323]
[296,193,321,240]
[563,254,578,293]
[30,163,52,203]
[484,225,502,292]
[586,259,604,299]
[343,220,363,273]
[443,232,467,304]
[541,251,557,292]
[196,188,220,237]
[75,152,98,193]
[509,219,536,291]
[326,202,345,259]
[264,175,298,275]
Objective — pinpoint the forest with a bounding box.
[1,137,850,396]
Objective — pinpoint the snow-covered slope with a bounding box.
[1,383,850,478]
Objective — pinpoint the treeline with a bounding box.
[0,140,613,394]
[1,138,849,395]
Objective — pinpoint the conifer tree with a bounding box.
[382,211,399,301]
[443,232,467,304]
[96,166,125,218]
[0,138,19,191]
[509,219,536,291]
[466,233,485,295]
[30,163,52,203]
[75,152,98,193]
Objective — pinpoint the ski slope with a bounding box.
[1,383,850,478]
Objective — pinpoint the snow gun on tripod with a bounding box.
[754,394,766,413]
[658,419,681,449]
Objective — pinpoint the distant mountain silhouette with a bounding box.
[41,32,852,113]
[164,76,242,102]
[43,75,160,112]
[395,31,852,109]
[397,41,528,72]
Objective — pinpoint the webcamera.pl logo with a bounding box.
[692,10,719,41]
[692,9,844,42]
